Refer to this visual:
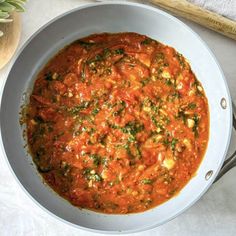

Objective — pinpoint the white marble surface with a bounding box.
[0,0,236,235]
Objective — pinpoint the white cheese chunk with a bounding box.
[162,158,175,170]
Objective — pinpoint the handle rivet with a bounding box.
[205,170,213,180]
[220,98,227,109]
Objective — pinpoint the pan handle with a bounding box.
[214,102,236,183]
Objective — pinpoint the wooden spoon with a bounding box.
[0,12,21,70]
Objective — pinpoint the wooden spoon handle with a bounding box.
[0,12,21,70]
[150,0,236,41]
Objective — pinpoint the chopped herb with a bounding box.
[123,80,131,87]
[37,165,52,173]
[141,38,152,45]
[98,134,107,145]
[128,135,136,142]
[171,138,178,151]
[101,157,109,167]
[144,199,153,206]
[83,168,91,175]
[164,174,174,184]
[141,77,151,87]
[115,48,124,55]
[151,116,158,127]
[105,202,119,209]
[124,143,133,157]
[87,140,93,145]
[142,98,160,113]
[69,101,90,115]
[165,78,172,86]
[81,126,87,132]
[51,96,57,103]
[169,188,177,196]
[103,48,111,58]
[164,62,169,67]
[122,142,141,159]
[81,63,86,82]
[44,72,53,81]
[113,101,126,116]
[95,54,103,61]
[176,110,187,124]
[89,154,101,167]
[151,116,163,130]
[156,53,164,61]
[34,147,52,173]
[141,179,153,184]
[74,130,81,136]
[129,159,136,166]
[92,107,100,115]
[174,92,181,98]
[163,138,170,147]
[192,114,200,137]
[35,147,45,162]
[168,92,180,101]
[105,67,112,75]
[47,125,54,133]
[188,102,196,110]
[53,131,64,141]
[164,117,170,125]
[88,127,96,135]
[60,162,71,176]
[158,68,163,74]
[83,168,103,182]
[38,125,46,135]
[192,80,203,96]
[87,54,103,67]
[109,123,120,129]
[175,52,185,67]
[134,143,142,159]
[34,116,44,123]
[121,121,144,136]
[93,174,103,182]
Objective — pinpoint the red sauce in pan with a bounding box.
[26,33,209,214]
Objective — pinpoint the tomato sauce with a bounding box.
[26,33,209,214]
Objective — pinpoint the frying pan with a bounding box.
[1,2,236,234]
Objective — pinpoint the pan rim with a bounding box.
[0,1,232,234]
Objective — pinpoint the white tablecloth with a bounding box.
[188,0,236,21]
[0,1,236,235]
